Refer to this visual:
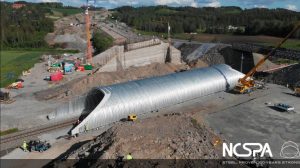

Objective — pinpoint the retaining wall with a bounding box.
[93,40,182,72]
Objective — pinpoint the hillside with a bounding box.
[0,1,83,49]
[113,6,300,38]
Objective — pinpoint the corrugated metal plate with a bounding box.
[71,64,244,135]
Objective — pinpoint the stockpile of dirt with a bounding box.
[45,11,107,51]
[178,43,232,69]
[178,43,201,61]
[264,64,300,87]
[34,63,186,101]
[252,53,279,71]
[48,114,224,167]
[200,46,226,65]
[45,13,86,46]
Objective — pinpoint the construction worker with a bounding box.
[126,153,133,160]
[22,141,28,152]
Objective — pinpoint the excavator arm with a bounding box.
[234,22,300,94]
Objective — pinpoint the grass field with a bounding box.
[0,51,43,87]
[45,8,84,20]
[173,33,300,50]
[0,128,18,136]
[137,30,300,50]
[51,8,84,16]
[0,49,78,87]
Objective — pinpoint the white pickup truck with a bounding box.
[274,103,295,112]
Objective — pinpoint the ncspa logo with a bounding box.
[223,143,273,158]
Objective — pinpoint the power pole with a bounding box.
[168,22,171,47]
[240,53,244,72]
[165,22,171,63]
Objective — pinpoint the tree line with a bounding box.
[0,2,56,48]
[92,30,113,55]
[112,6,300,38]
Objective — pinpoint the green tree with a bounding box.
[92,31,113,55]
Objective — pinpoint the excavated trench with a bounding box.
[220,47,255,74]
[176,43,256,74]
[219,47,300,87]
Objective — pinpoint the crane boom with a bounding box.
[85,8,92,64]
[240,23,300,82]
[234,22,300,94]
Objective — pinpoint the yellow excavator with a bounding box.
[234,22,300,94]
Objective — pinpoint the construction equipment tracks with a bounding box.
[0,118,77,152]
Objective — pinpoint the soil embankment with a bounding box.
[264,64,300,87]
[47,113,225,167]
[34,63,186,101]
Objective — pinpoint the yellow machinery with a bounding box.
[128,114,137,121]
[234,23,300,94]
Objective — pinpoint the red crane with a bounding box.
[85,0,96,65]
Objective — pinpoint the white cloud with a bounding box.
[155,0,194,6]
[191,1,198,7]
[97,0,139,6]
[254,4,266,8]
[154,0,220,7]
[286,4,297,11]
[41,0,59,2]
[206,0,221,7]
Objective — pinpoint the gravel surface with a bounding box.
[47,114,225,167]
[264,63,300,87]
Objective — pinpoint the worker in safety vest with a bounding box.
[126,153,133,160]
[22,141,28,152]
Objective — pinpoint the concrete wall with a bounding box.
[126,38,161,51]
[93,40,182,72]
[170,46,182,64]
[124,42,168,67]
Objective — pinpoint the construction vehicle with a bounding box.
[234,23,300,94]
[295,87,300,97]
[128,114,137,121]
[6,81,23,89]
[0,91,15,104]
[28,140,51,152]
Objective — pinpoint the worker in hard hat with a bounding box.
[126,153,133,160]
[22,141,28,152]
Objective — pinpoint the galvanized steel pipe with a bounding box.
[71,64,244,135]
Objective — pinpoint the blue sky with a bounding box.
[4,0,300,11]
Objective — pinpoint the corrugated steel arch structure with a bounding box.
[71,64,244,135]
